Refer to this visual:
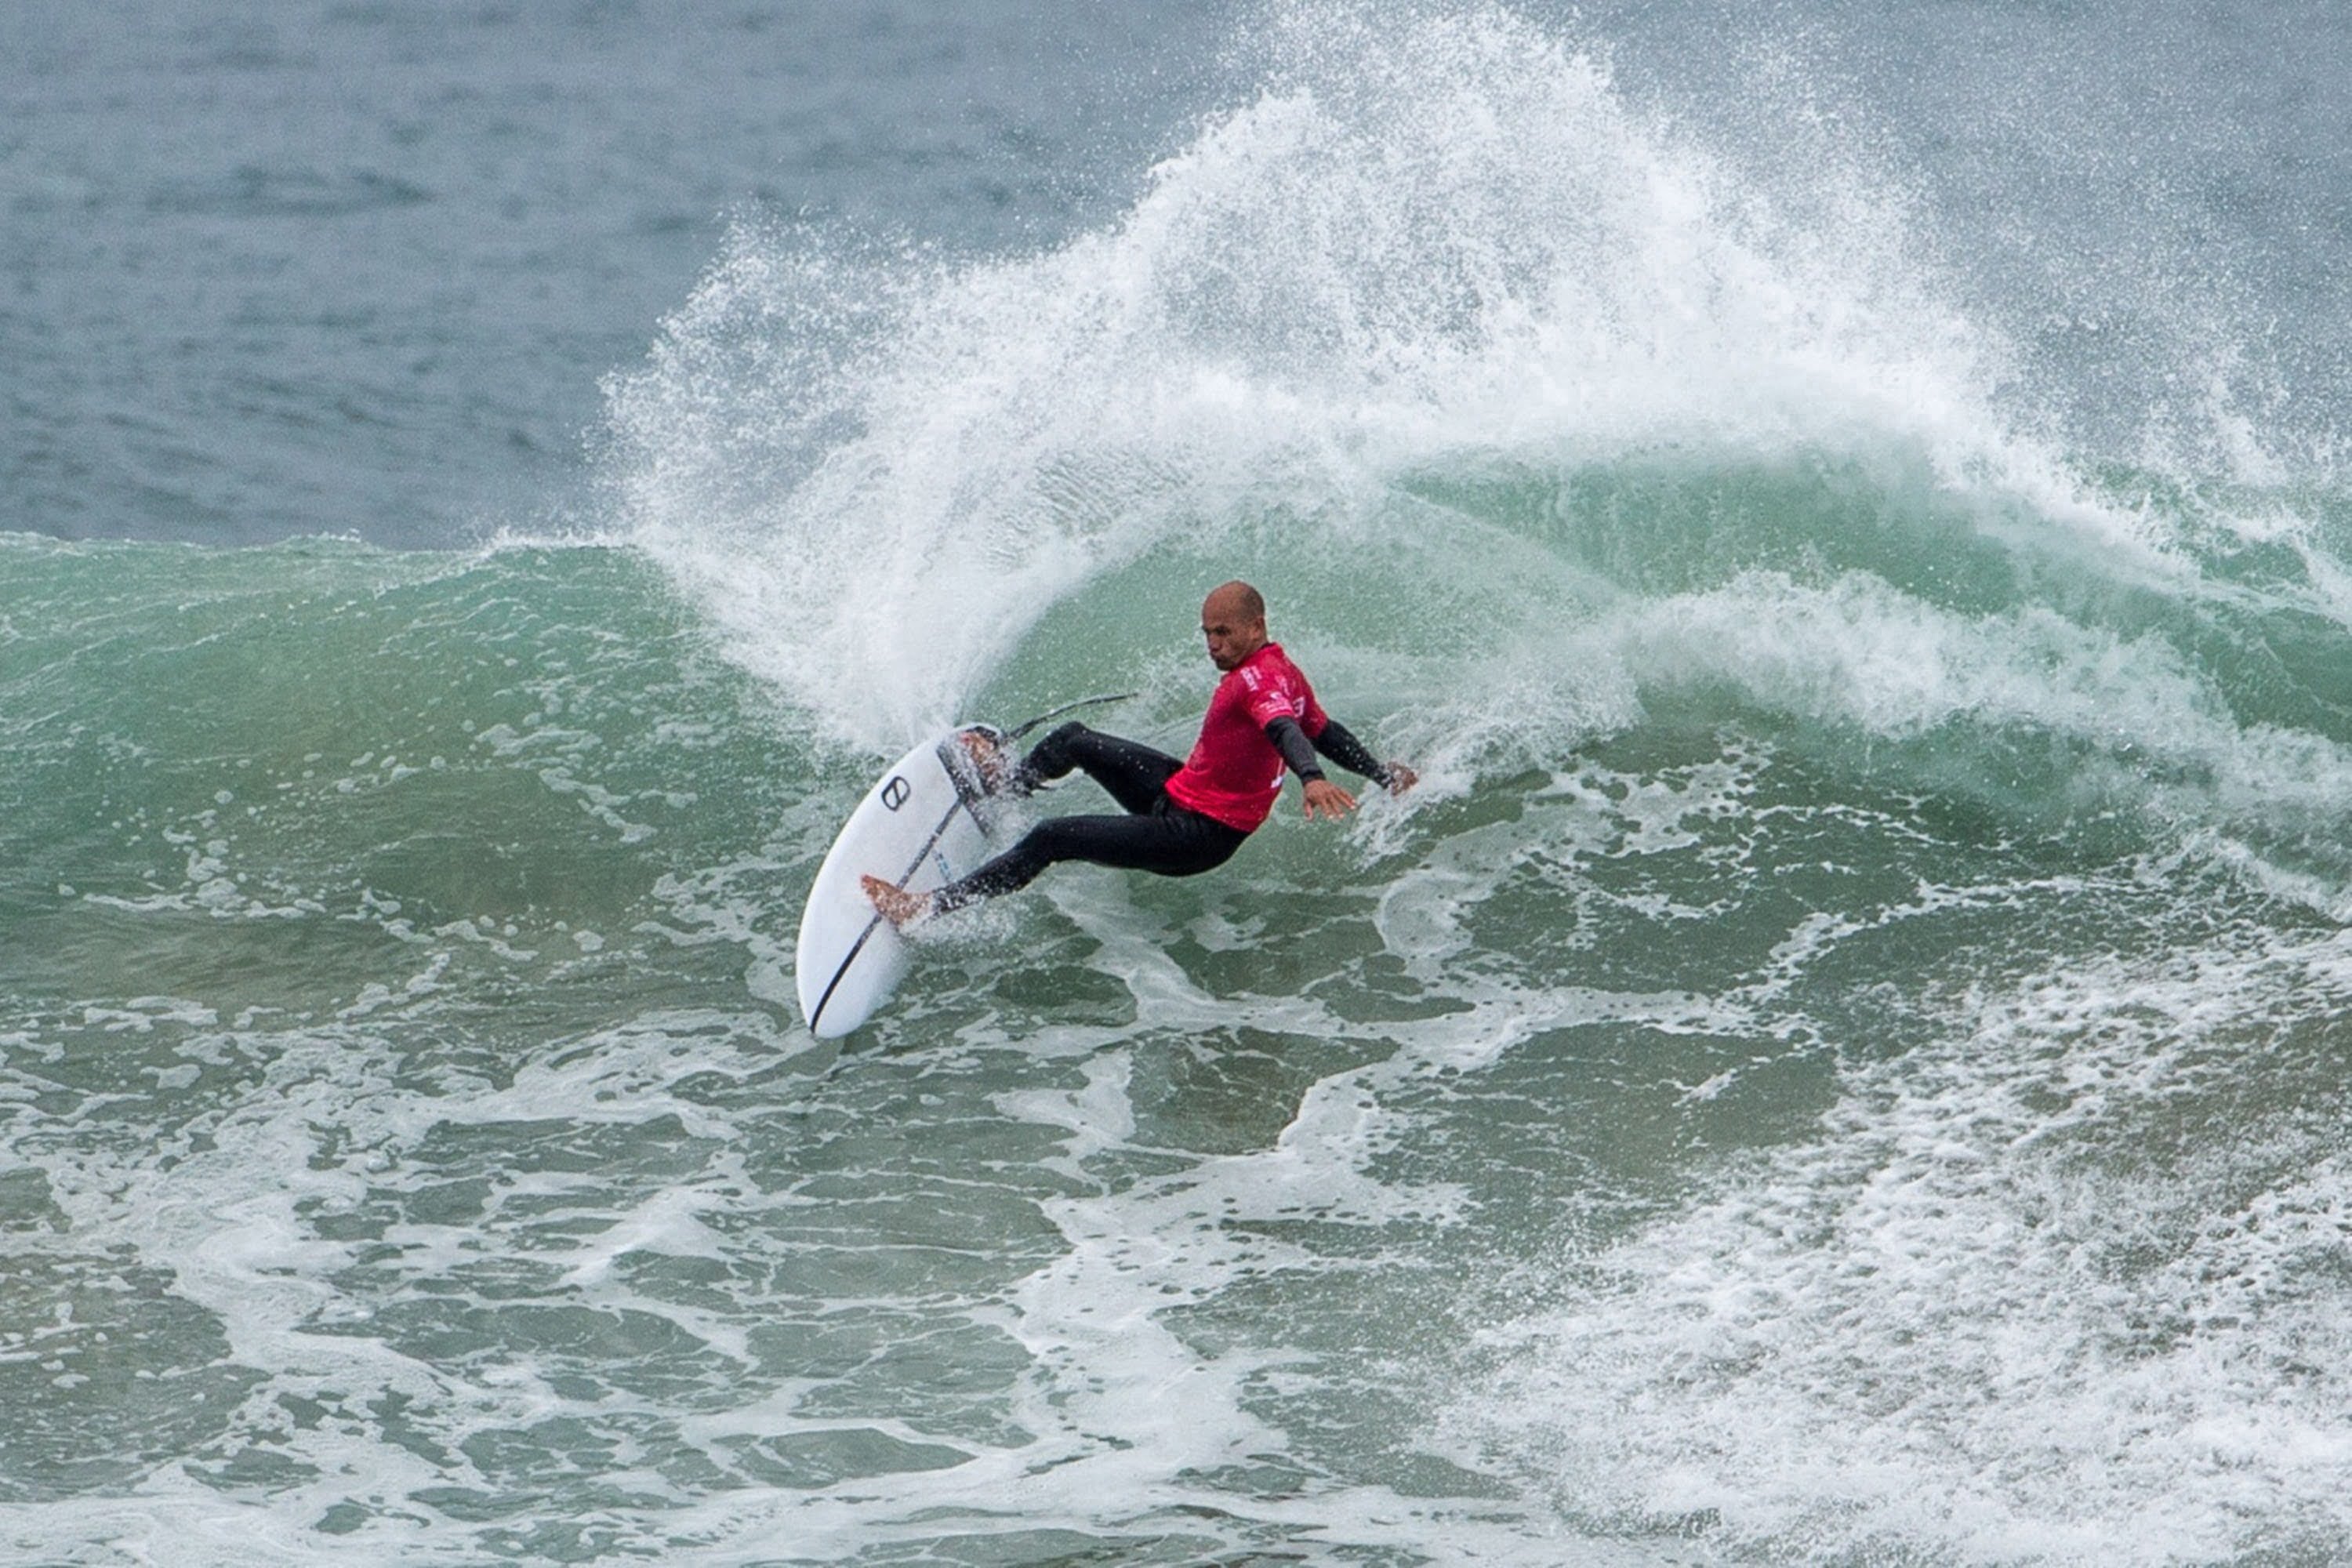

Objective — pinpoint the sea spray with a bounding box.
[606,2,2069,752]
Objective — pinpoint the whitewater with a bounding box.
[5,1,2352,1563]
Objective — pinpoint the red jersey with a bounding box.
[1164,642,1328,832]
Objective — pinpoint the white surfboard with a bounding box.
[795,724,1008,1037]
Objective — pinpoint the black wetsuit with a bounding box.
[929,720,1392,913]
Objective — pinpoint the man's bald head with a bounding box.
[1200,581,1270,672]
[1203,580,1265,625]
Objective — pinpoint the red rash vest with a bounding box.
[1163,642,1328,832]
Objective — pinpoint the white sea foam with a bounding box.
[1456,930,2352,1563]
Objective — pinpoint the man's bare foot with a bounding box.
[953,727,1013,794]
[861,874,931,927]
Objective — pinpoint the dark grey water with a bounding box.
[2,0,1233,545]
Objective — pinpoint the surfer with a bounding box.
[862,581,1416,924]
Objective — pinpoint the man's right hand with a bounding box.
[1301,779,1359,820]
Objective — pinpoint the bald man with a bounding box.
[864,581,1416,924]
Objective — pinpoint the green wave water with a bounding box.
[9,431,2352,1566]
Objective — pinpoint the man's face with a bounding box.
[1201,592,1269,672]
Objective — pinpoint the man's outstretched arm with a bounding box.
[1265,717,1417,819]
[1305,718,1416,793]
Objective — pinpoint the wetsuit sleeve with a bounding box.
[1264,717,1327,782]
[1308,719,1392,786]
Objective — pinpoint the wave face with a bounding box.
[10,2,2352,1563]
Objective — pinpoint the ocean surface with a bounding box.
[6,1,2352,1563]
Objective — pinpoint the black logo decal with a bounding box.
[880,775,910,811]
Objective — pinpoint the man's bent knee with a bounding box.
[1029,722,1096,774]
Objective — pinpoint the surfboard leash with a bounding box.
[1003,690,1139,741]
